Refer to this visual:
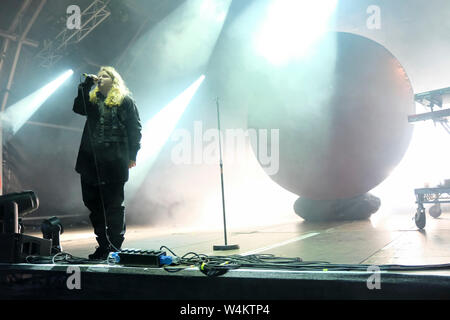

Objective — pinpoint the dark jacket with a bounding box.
[73,81,142,184]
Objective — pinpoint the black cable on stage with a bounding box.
[158,247,450,276]
[23,244,450,276]
[25,252,100,265]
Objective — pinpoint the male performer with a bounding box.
[73,66,142,259]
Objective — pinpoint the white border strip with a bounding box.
[241,232,320,256]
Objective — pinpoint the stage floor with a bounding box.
[31,209,450,273]
[2,209,450,300]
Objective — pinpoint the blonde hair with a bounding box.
[89,66,130,107]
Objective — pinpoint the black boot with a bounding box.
[88,246,111,260]
[88,236,111,260]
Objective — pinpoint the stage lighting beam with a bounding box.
[254,0,338,65]
[1,69,73,135]
[125,75,206,201]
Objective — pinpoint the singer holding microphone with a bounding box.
[73,66,142,260]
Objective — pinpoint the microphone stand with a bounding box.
[213,97,239,251]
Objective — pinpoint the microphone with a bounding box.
[82,73,98,81]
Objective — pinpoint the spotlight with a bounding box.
[41,216,64,254]
[0,191,53,262]
[0,191,39,233]
[0,191,39,216]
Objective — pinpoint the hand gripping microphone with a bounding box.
[82,73,98,81]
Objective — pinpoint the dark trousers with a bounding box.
[81,178,126,250]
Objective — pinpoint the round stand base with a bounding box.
[213,244,240,251]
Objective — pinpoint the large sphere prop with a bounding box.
[247,32,414,220]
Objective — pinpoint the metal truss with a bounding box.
[415,187,450,204]
[36,0,111,68]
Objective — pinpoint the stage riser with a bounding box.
[1,269,449,300]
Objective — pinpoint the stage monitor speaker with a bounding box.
[0,233,52,263]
